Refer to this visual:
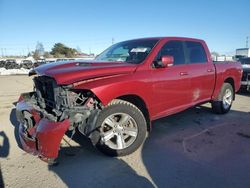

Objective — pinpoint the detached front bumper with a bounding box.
[16,93,70,160]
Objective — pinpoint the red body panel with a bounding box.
[70,37,242,120]
[212,62,242,100]
[17,100,70,159]
[34,61,137,85]
[36,118,70,158]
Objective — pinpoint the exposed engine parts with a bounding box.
[27,76,103,136]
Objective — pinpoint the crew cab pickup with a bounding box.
[16,37,242,163]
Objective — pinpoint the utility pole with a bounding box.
[112,37,115,45]
[246,36,249,48]
[27,46,30,56]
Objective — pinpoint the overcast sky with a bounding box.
[0,0,249,55]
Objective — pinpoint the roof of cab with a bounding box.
[124,36,205,43]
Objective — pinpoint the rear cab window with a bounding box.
[185,41,208,64]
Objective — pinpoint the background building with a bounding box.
[235,48,250,58]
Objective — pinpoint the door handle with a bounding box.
[180,72,188,76]
[207,69,214,72]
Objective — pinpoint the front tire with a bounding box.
[212,83,234,114]
[91,99,147,157]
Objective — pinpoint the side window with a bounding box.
[185,41,207,64]
[155,41,185,65]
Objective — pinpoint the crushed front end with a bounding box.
[16,76,102,162]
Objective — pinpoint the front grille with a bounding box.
[241,72,250,81]
[34,76,57,110]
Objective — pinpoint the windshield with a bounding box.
[95,39,159,64]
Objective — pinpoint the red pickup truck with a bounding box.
[16,37,242,163]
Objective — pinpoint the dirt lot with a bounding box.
[0,75,250,188]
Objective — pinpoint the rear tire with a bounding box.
[90,99,147,157]
[212,83,234,114]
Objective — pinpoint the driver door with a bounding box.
[151,40,191,119]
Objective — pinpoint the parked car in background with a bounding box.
[0,60,6,68]
[5,59,20,69]
[238,57,250,91]
[45,60,56,64]
[21,60,33,69]
[16,37,242,164]
[33,60,46,68]
[56,58,75,62]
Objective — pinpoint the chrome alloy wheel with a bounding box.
[100,113,138,150]
[222,88,233,109]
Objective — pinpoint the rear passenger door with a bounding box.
[184,41,216,104]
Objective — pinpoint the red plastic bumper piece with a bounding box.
[17,98,70,159]
[19,118,70,159]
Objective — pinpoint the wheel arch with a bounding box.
[224,77,235,99]
[117,94,151,132]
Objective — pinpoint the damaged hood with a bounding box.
[32,60,138,85]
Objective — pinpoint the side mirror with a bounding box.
[161,55,174,67]
[154,55,174,68]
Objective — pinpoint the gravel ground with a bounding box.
[0,75,250,188]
